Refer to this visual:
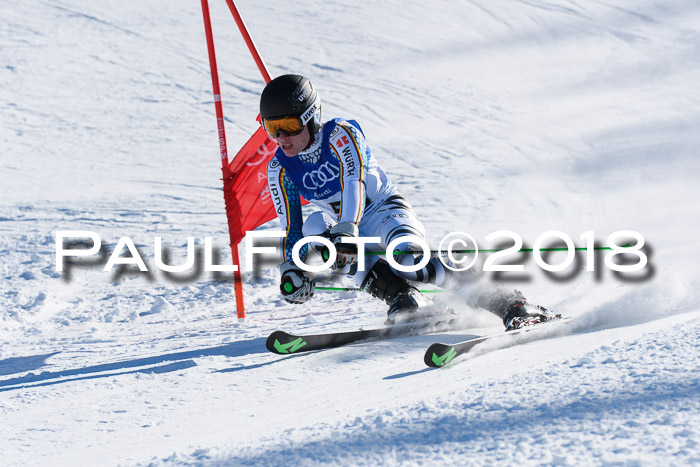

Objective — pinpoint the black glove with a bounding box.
[329,222,359,272]
[280,262,315,304]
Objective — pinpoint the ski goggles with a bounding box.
[262,115,305,138]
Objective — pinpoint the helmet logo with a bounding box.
[293,82,311,104]
[300,100,319,125]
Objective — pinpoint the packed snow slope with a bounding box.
[1,0,699,465]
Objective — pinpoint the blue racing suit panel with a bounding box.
[267,118,398,263]
[266,158,306,263]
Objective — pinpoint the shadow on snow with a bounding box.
[0,337,267,392]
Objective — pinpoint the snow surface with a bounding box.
[2,0,700,465]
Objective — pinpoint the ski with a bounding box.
[266,313,459,355]
[425,316,574,368]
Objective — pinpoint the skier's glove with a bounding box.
[329,222,359,272]
[280,261,315,304]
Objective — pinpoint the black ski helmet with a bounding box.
[260,74,322,137]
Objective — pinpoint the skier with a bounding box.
[260,74,555,329]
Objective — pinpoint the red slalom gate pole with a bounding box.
[223,0,271,83]
[200,0,246,321]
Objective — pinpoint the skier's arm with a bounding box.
[329,123,367,226]
[266,159,307,263]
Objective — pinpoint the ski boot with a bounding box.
[386,288,427,324]
[502,292,560,331]
[361,259,428,324]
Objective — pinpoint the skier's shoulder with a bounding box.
[323,118,365,145]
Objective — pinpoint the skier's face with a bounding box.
[273,125,310,157]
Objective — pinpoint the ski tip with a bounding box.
[424,343,457,368]
[265,331,283,353]
[265,331,308,355]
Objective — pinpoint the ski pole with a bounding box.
[375,246,614,256]
[319,245,613,259]
[315,286,445,293]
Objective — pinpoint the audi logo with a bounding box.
[302,162,340,190]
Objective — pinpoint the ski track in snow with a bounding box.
[186,313,700,466]
[1,0,700,465]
